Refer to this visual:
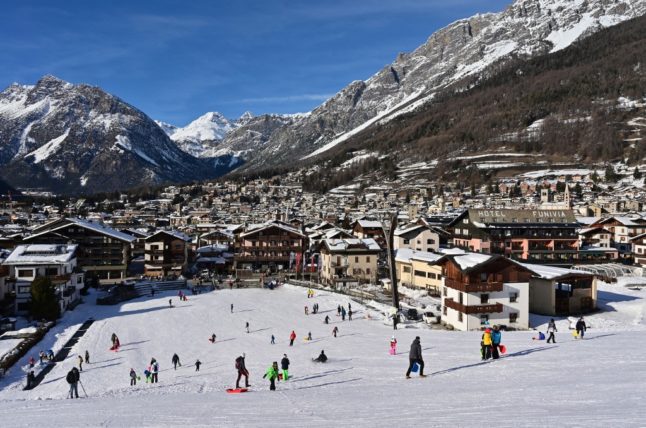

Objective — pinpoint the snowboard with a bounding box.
[226,388,248,394]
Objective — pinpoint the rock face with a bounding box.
[222,0,646,169]
[0,76,235,194]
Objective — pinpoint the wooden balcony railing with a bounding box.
[444,278,503,293]
[444,299,503,314]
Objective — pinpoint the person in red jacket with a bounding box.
[289,330,296,346]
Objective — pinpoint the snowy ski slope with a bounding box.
[0,284,645,427]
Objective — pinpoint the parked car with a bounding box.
[422,311,440,324]
[406,308,420,321]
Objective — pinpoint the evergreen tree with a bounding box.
[30,277,60,321]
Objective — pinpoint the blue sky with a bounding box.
[1,0,509,125]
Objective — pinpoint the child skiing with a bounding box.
[130,368,137,386]
[262,361,280,391]
[280,354,290,380]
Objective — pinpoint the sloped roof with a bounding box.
[28,218,136,243]
[240,221,305,238]
[4,244,78,265]
[395,248,443,264]
[322,238,381,253]
[146,230,192,242]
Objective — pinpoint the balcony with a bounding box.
[444,278,503,293]
[50,274,71,284]
[235,255,290,262]
[444,299,503,314]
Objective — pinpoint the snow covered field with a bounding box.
[0,283,645,427]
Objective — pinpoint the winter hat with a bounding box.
[485,328,491,333]
[415,336,420,340]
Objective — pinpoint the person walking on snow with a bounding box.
[195,359,201,372]
[271,334,275,344]
[130,368,137,386]
[210,333,217,343]
[280,354,290,381]
[547,319,557,343]
[289,330,296,346]
[172,353,181,370]
[84,350,90,364]
[169,299,173,308]
[332,326,339,337]
[150,358,159,383]
[246,322,250,334]
[390,336,397,355]
[406,336,425,378]
[337,305,342,316]
[78,355,84,371]
[66,367,80,398]
[491,325,502,359]
[348,309,353,321]
[481,328,493,360]
[576,317,587,339]
[235,354,250,389]
[304,305,309,315]
[26,371,35,389]
[341,307,346,321]
[324,315,330,324]
[263,361,280,391]
[231,303,234,313]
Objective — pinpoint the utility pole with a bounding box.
[386,213,399,330]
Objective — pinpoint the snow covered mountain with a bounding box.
[158,111,255,158]
[0,76,234,194]
[226,0,646,170]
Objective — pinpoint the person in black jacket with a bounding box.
[172,353,181,370]
[235,354,250,389]
[313,350,327,363]
[280,354,290,380]
[575,317,587,339]
[66,367,80,398]
[406,336,425,378]
[26,371,36,389]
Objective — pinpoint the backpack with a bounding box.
[235,357,242,370]
[66,371,75,384]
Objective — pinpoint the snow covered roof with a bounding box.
[240,221,305,238]
[28,218,136,243]
[355,220,384,229]
[394,224,426,237]
[321,238,381,253]
[451,253,493,270]
[520,263,593,280]
[3,244,77,265]
[146,230,192,242]
[395,248,443,264]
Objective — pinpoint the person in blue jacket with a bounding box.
[491,325,502,359]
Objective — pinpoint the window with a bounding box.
[403,239,410,244]
[366,256,371,263]
[509,313,518,323]
[18,285,31,294]
[427,239,435,245]
[355,256,359,263]
[480,273,487,282]
[414,270,426,278]
[464,219,469,224]
[480,294,489,304]
[428,273,436,280]
[459,292,464,304]
[458,312,463,322]
[509,292,518,303]
[403,266,411,273]
[45,267,58,276]
[443,287,447,297]
[366,268,371,275]
[443,305,447,316]
[17,269,33,278]
[480,315,489,325]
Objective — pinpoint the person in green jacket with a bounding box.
[262,361,280,391]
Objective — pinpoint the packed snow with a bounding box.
[1,283,644,427]
[26,128,70,163]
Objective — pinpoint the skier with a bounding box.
[547,319,557,343]
[348,309,353,321]
[405,336,425,378]
[390,336,397,355]
[262,361,280,391]
[78,355,84,371]
[172,353,181,370]
[26,371,36,389]
[481,328,493,360]
[66,367,80,398]
[491,325,502,360]
[150,358,159,383]
[246,321,250,334]
[235,354,250,389]
[130,368,137,386]
[337,305,342,316]
[324,315,330,324]
[84,350,90,364]
[209,333,217,343]
[289,330,296,346]
[341,307,346,321]
[332,326,339,338]
[271,334,276,344]
[231,303,234,313]
[280,354,290,381]
[575,317,587,339]
[195,359,201,372]
[313,350,328,363]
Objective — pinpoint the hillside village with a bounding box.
[1,161,646,339]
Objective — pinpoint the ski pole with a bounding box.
[79,380,88,398]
